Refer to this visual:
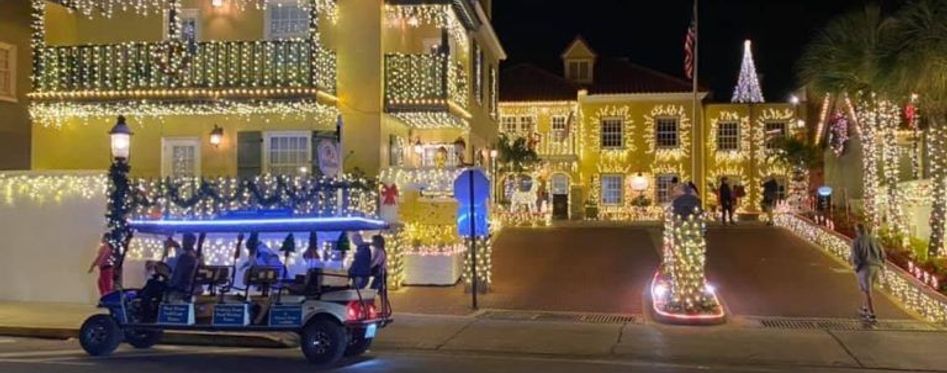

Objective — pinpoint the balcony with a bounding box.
[31,39,337,101]
[384,52,469,129]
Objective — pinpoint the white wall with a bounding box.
[0,171,107,304]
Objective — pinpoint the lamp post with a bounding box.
[490,148,499,202]
[107,115,133,291]
[109,115,133,162]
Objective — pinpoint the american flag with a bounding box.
[684,19,696,80]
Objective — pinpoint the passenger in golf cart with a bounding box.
[81,216,393,366]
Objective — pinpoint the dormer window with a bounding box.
[567,59,592,82]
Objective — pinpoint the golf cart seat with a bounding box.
[244,266,281,297]
[193,265,233,295]
[286,268,324,296]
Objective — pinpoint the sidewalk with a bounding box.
[2,301,946,371]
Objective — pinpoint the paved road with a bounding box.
[391,223,913,320]
[0,337,916,373]
[390,226,659,315]
[705,225,911,319]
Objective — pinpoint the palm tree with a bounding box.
[880,0,947,257]
[797,3,903,234]
[495,133,539,173]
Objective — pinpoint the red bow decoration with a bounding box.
[381,183,399,205]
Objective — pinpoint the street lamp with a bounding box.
[109,115,133,161]
[209,125,224,148]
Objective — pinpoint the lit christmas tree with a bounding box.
[731,40,765,103]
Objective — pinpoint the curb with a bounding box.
[0,325,297,348]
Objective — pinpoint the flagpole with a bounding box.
[692,0,700,194]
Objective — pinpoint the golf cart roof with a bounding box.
[128,216,389,235]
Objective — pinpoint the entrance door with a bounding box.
[162,138,201,178]
[551,173,569,220]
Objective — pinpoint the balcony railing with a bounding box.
[33,39,337,96]
[384,52,468,112]
[502,131,578,158]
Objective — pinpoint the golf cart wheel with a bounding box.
[344,330,373,357]
[300,318,348,366]
[79,314,123,356]
[125,328,163,349]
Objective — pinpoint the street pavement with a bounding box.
[705,225,911,319]
[390,226,659,315]
[0,318,946,373]
[393,223,913,320]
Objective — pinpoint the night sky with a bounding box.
[492,0,889,101]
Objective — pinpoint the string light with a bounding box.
[0,172,107,205]
[653,209,722,316]
[30,99,338,128]
[644,105,692,162]
[731,40,765,104]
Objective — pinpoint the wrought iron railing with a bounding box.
[383,52,468,111]
[33,39,336,94]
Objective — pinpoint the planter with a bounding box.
[403,251,465,286]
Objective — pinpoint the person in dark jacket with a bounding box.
[672,182,703,219]
[167,233,198,302]
[348,233,372,289]
[718,177,735,224]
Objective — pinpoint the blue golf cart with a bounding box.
[78,214,393,366]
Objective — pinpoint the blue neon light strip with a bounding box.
[129,216,389,234]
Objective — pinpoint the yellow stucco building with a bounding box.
[28,0,504,179]
[498,37,805,220]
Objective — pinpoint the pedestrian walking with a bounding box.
[88,233,115,296]
[850,223,886,321]
[718,177,735,224]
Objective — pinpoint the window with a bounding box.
[389,135,405,166]
[568,60,591,82]
[656,174,678,204]
[161,138,201,178]
[765,121,788,149]
[600,174,624,206]
[266,1,309,40]
[164,9,200,43]
[264,132,311,175]
[501,116,517,133]
[551,115,568,141]
[473,42,483,105]
[519,116,535,133]
[600,117,623,149]
[551,174,569,195]
[716,121,739,151]
[489,65,498,120]
[0,43,14,102]
[421,144,459,168]
[655,117,679,148]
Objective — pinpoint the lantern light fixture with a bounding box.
[209,125,224,147]
[109,115,133,160]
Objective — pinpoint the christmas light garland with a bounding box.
[644,105,692,162]
[0,172,107,205]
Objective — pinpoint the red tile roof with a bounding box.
[499,64,579,102]
[500,59,706,103]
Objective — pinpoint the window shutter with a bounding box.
[237,131,262,179]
